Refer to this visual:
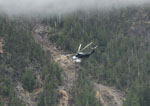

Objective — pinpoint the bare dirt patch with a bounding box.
[33,24,124,106]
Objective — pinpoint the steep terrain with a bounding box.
[33,23,124,106]
[94,83,124,106]
[1,7,150,106]
[15,71,43,106]
[33,24,77,106]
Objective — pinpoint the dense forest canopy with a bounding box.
[45,6,150,106]
[0,5,150,106]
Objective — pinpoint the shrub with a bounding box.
[21,69,36,92]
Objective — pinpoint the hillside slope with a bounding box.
[1,6,150,106]
[33,23,124,106]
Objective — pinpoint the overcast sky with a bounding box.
[0,0,149,16]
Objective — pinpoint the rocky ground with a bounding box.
[32,24,124,106]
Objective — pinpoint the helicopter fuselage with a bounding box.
[75,52,91,58]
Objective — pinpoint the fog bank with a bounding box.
[0,0,149,16]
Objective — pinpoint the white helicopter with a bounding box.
[72,42,97,63]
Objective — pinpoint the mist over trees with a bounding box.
[0,4,150,106]
[0,0,150,16]
[45,6,150,106]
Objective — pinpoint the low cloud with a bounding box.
[0,0,149,16]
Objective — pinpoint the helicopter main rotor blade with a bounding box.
[80,42,93,51]
[77,44,82,52]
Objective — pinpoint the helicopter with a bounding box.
[72,42,97,63]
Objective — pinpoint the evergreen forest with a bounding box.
[0,5,150,106]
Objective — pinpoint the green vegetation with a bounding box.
[1,6,150,106]
[0,17,62,105]
[72,69,101,106]
[44,7,150,106]
[8,90,25,106]
[21,69,36,92]
[3,22,47,70]
[0,101,2,106]
[123,78,150,106]
[0,77,11,97]
[0,74,25,106]
[38,63,62,106]
[38,75,58,106]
